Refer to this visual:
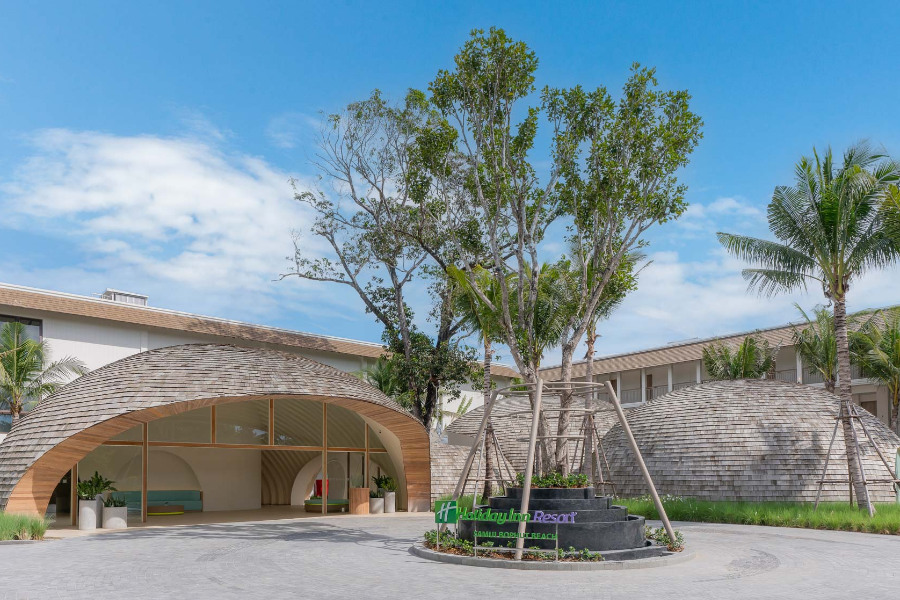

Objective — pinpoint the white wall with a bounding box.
[163,447,261,511]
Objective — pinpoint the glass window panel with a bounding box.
[326,451,365,501]
[78,445,142,492]
[326,404,365,449]
[149,407,211,443]
[367,425,386,450]
[274,399,322,447]
[216,399,269,445]
[110,425,142,442]
[368,452,399,490]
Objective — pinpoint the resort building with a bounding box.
[0,282,516,525]
[540,318,895,427]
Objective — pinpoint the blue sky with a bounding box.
[2,1,899,366]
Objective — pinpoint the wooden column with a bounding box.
[141,422,148,523]
[211,406,217,444]
[70,462,78,527]
[322,403,327,515]
[269,399,275,446]
[364,425,370,488]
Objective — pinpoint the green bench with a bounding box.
[111,490,203,514]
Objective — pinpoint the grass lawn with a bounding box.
[616,497,900,535]
[0,512,49,540]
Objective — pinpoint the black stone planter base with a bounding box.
[409,544,695,571]
[458,487,649,552]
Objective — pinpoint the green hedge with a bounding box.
[617,497,900,535]
[0,512,49,540]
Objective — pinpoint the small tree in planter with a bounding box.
[76,471,116,531]
[369,489,384,514]
[102,495,128,530]
[373,475,398,513]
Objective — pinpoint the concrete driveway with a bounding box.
[1,514,898,599]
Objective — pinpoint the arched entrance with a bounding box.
[0,344,430,521]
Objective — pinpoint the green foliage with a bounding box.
[644,526,685,551]
[702,334,778,380]
[373,475,398,492]
[852,309,900,428]
[432,494,487,512]
[792,304,839,390]
[718,142,900,302]
[511,471,589,489]
[76,471,116,501]
[0,321,88,420]
[620,497,900,535]
[369,489,384,499]
[0,512,49,541]
[423,529,474,555]
[104,495,127,508]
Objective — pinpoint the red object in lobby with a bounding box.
[315,479,329,497]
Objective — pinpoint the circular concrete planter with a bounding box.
[101,506,128,529]
[409,543,695,571]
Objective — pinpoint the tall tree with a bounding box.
[852,309,900,433]
[718,142,900,513]
[0,322,88,424]
[422,28,702,473]
[701,334,778,380]
[792,304,838,393]
[282,90,476,431]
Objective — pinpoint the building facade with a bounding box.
[540,319,894,427]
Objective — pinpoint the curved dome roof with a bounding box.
[0,344,428,513]
[602,379,900,502]
[448,396,623,473]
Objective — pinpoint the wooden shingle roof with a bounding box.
[601,379,900,502]
[0,344,430,513]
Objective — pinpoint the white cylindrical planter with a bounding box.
[78,499,100,531]
[369,498,384,514]
[383,491,396,513]
[101,506,128,529]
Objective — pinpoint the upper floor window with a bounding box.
[0,315,42,342]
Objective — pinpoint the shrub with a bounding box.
[645,526,685,551]
[0,512,49,541]
[104,495,127,508]
[509,471,589,489]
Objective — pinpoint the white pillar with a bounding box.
[796,352,803,384]
[695,360,702,384]
[640,368,647,403]
[614,372,620,395]
[667,364,674,392]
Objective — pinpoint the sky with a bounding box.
[1,1,899,367]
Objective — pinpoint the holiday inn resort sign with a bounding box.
[436,501,577,527]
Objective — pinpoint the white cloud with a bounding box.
[707,196,763,217]
[0,128,368,326]
[266,112,318,149]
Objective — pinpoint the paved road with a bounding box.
[2,515,898,599]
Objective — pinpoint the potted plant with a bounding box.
[380,477,398,514]
[349,475,369,515]
[101,495,128,529]
[77,471,116,531]
[368,489,384,514]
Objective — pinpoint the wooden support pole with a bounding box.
[845,400,874,516]
[269,398,275,446]
[70,462,78,527]
[322,403,328,515]
[814,403,842,510]
[141,422,148,523]
[514,378,544,561]
[605,381,677,545]
[450,390,498,501]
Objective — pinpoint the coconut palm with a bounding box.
[718,141,900,514]
[852,309,900,433]
[702,335,778,380]
[0,321,88,425]
[792,304,839,393]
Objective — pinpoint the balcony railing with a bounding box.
[648,384,669,400]
[672,381,697,391]
[775,369,797,383]
[620,388,642,404]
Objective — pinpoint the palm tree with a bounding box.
[852,309,900,433]
[702,334,778,380]
[449,265,504,496]
[0,321,88,425]
[355,357,413,409]
[792,304,838,393]
[718,141,900,513]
